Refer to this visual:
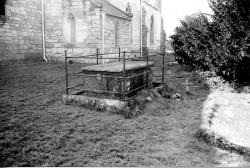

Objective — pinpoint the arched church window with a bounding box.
[67,13,76,43]
[150,15,154,44]
[115,21,119,48]
[142,7,146,24]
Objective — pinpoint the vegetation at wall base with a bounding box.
[170,0,250,84]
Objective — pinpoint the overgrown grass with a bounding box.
[0,61,218,166]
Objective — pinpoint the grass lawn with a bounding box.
[0,59,218,167]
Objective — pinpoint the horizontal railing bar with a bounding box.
[153,65,166,68]
[68,87,122,95]
[68,87,86,94]
[68,73,123,79]
[66,53,97,58]
[126,56,146,59]
[71,88,122,95]
[67,83,85,90]
[128,54,164,57]
[124,51,142,54]
[147,55,162,57]
[66,56,121,59]
[67,56,151,60]
[98,52,120,56]
[126,58,155,62]
[67,53,128,58]
[124,51,163,54]
[71,71,83,75]
[125,57,164,61]
[125,67,163,80]
[125,94,140,101]
[66,52,164,59]
[148,51,164,54]
[125,84,147,95]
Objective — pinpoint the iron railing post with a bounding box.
[146,49,149,88]
[96,48,99,65]
[123,51,126,102]
[119,48,121,62]
[162,50,165,83]
[65,50,68,95]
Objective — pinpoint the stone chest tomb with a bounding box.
[80,61,154,100]
[63,58,156,110]
[63,49,166,111]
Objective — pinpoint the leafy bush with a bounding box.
[171,13,212,70]
[171,0,250,84]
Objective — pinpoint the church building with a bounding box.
[0,0,165,62]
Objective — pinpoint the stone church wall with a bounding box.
[45,0,132,63]
[106,0,162,50]
[0,0,163,62]
[143,1,162,50]
[45,0,101,63]
[0,0,42,62]
[104,15,131,53]
[107,0,141,50]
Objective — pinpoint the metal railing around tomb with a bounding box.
[64,48,166,102]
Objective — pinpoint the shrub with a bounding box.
[171,0,250,84]
[171,13,212,70]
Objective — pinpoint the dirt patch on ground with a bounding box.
[0,62,218,166]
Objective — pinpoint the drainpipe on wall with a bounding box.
[140,0,142,57]
[42,0,48,62]
[101,11,105,64]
